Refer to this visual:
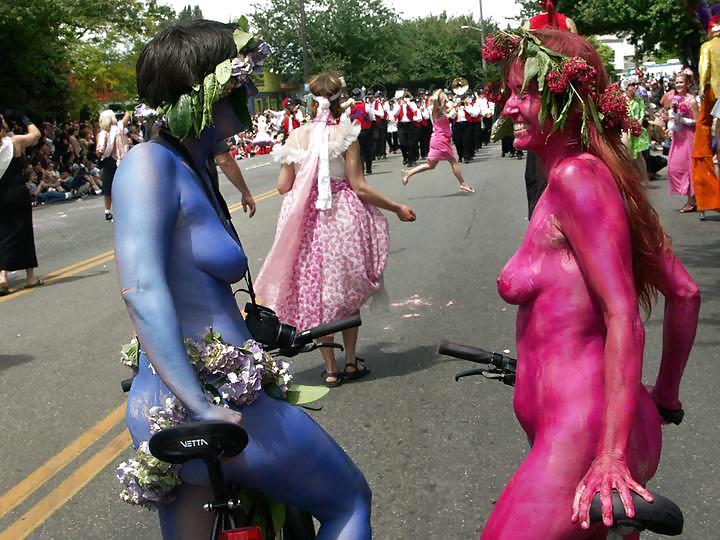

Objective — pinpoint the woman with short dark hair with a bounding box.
[115,20,372,539]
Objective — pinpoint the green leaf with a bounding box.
[268,497,286,533]
[284,384,330,405]
[587,97,603,133]
[215,59,232,85]
[522,57,539,92]
[536,53,550,93]
[234,15,249,31]
[490,116,513,142]
[228,85,252,129]
[233,28,253,53]
[166,93,193,140]
[202,72,221,132]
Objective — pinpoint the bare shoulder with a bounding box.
[549,154,624,215]
[115,142,177,191]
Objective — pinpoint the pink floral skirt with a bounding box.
[276,179,389,331]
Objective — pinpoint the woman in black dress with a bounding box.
[0,111,43,295]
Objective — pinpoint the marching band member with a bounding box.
[350,88,376,175]
[448,93,479,163]
[391,91,419,166]
[371,91,388,159]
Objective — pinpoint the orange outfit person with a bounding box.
[692,17,720,212]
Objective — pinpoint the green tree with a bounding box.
[0,0,175,120]
[178,5,204,21]
[514,0,701,67]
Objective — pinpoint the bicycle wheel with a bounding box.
[281,506,316,540]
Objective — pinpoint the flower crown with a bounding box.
[483,29,642,146]
[154,17,271,140]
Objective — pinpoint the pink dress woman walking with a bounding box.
[256,72,415,387]
[666,76,697,212]
[401,89,475,192]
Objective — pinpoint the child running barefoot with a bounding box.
[401,89,475,193]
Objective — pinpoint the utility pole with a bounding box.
[479,0,486,71]
[299,0,310,82]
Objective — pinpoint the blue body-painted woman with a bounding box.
[114,20,371,540]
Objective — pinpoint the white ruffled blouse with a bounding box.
[272,119,360,179]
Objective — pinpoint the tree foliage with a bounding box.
[514,0,702,67]
[178,5,204,21]
[250,2,498,90]
[0,0,175,120]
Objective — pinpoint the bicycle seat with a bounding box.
[149,421,249,464]
[589,491,683,535]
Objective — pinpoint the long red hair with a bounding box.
[534,29,667,312]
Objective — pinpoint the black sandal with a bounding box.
[24,279,45,289]
[343,358,370,381]
[321,371,343,388]
[0,285,9,297]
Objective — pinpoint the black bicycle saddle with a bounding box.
[149,421,249,464]
[589,491,683,535]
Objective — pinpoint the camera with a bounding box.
[244,302,296,349]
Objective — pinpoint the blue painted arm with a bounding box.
[113,144,209,415]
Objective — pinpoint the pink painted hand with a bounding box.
[571,452,653,529]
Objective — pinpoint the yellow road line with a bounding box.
[2,188,280,303]
[0,253,116,303]
[0,430,132,540]
[0,404,126,520]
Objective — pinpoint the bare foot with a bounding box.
[401,172,410,186]
[459,184,476,193]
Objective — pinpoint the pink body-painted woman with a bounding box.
[481,29,700,539]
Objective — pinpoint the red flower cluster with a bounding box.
[597,83,635,133]
[482,34,519,64]
[483,82,504,105]
[546,69,568,94]
[562,57,597,92]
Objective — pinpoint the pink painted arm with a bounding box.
[550,157,653,528]
[652,250,700,410]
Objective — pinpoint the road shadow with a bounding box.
[291,342,440,384]
[407,192,474,200]
[47,270,109,286]
[0,354,33,371]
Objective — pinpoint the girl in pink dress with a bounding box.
[666,73,697,212]
[255,72,416,387]
[401,89,475,192]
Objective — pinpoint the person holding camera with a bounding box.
[114,21,373,538]
[96,109,129,222]
[0,111,43,295]
[256,72,416,388]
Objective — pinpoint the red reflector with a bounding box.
[219,527,263,540]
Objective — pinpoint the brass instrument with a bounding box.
[451,77,470,97]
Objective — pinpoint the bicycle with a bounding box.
[438,340,685,538]
[122,314,362,540]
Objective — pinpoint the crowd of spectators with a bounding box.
[8,101,305,208]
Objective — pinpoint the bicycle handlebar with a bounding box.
[589,490,683,535]
[293,313,362,347]
[438,340,517,373]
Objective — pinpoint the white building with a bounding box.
[595,34,637,74]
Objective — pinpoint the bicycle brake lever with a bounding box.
[455,367,487,381]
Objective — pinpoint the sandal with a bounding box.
[459,184,476,193]
[343,358,370,381]
[24,279,45,289]
[321,370,343,388]
[0,285,9,297]
[678,204,697,213]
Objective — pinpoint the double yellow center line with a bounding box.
[0,187,279,538]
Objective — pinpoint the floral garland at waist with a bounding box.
[117,330,293,507]
[482,29,642,147]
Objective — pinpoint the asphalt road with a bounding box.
[0,145,718,539]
